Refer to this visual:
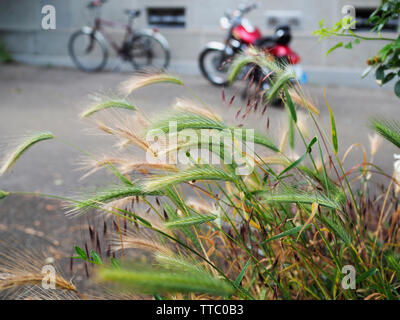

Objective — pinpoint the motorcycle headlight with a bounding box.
[229,39,241,48]
[219,17,231,30]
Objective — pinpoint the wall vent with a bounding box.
[147,7,185,28]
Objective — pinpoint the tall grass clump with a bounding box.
[1,49,400,300]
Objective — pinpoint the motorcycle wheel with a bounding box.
[199,48,232,86]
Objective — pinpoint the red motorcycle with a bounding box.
[199,3,306,86]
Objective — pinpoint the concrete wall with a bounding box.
[0,0,397,86]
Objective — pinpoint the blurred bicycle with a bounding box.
[68,0,170,72]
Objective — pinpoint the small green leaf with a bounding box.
[0,190,9,200]
[288,114,295,150]
[110,257,120,269]
[395,80,400,98]
[361,66,373,79]
[344,42,353,49]
[326,42,343,56]
[278,137,317,178]
[356,268,377,284]
[90,250,103,265]
[376,66,385,81]
[234,259,252,287]
[284,86,297,123]
[387,255,400,274]
[383,72,395,84]
[106,162,134,187]
[324,91,338,154]
[74,245,88,260]
[116,208,153,227]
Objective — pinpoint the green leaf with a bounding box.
[116,207,153,228]
[278,137,317,178]
[263,224,312,244]
[90,250,103,265]
[376,66,385,81]
[106,162,134,187]
[324,92,338,154]
[326,42,343,56]
[74,246,88,260]
[361,66,373,79]
[356,268,377,284]
[395,80,400,98]
[288,114,295,150]
[0,190,9,200]
[383,72,395,84]
[344,42,353,49]
[234,259,252,287]
[110,257,120,269]
[387,255,400,275]
[284,86,297,123]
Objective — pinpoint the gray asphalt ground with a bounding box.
[0,63,399,296]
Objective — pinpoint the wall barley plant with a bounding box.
[1,49,400,300]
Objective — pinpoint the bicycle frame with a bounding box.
[92,17,135,55]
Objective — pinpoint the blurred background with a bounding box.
[1,0,399,86]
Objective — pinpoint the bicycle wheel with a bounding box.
[68,30,108,72]
[129,34,170,70]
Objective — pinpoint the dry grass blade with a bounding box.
[79,154,177,179]
[287,88,319,115]
[0,274,77,292]
[173,98,222,122]
[0,245,77,294]
[110,231,172,255]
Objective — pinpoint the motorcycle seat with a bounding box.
[254,36,276,48]
[124,9,141,18]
